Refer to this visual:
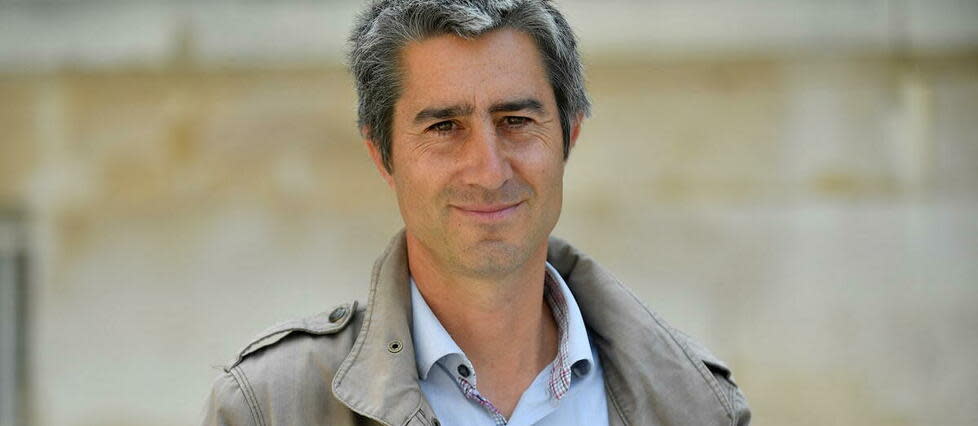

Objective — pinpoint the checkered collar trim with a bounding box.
[542,266,573,399]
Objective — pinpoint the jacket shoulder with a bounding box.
[202,369,258,426]
[226,300,361,371]
[670,327,752,425]
[203,301,366,426]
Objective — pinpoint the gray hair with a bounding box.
[348,0,591,172]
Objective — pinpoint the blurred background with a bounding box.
[1,0,976,425]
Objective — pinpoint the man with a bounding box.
[203,1,750,425]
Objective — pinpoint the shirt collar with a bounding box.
[409,262,596,389]
[544,261,595,380]
[410,277,468,381]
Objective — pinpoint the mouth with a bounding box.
[451,201,524,222]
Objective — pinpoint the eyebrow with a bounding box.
[489,98,545,115]
[412,98,546,125]
[413,104,474,125]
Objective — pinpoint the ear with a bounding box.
[568,113,583,151]
[363,137,395,188]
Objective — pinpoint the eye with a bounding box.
[502,116,531,128]
[428,121,456,134]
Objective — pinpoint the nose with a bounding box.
[459,120,513,190]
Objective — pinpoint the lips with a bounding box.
[452,201,524,221]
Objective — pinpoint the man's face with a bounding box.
[367,28,578,278]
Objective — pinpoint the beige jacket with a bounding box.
[203,231,751,426]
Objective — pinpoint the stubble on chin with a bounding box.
[451,237,527,278]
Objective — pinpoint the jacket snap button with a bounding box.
[328,306,348,323]
[388,340,403,353]
[457,364,471,378]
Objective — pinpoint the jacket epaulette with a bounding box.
[225,301,360,371]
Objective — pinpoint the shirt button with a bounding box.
[457,364,471,378]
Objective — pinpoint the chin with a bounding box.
[455,238,529,278]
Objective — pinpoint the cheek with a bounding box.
[394,169,444,216]
[520,155,565,206]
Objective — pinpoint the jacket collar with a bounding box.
[332,230,434,426]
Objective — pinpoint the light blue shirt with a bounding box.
[410,262,609,426]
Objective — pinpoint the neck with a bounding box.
[406,232,558,417]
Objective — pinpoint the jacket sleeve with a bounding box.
[202,369,259,426]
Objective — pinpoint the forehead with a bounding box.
[396,28,554,113]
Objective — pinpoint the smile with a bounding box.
[451,201,524,222]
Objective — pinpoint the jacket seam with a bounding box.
[604,375,630,426]
[406,404,427,426]
[612,277,735,420]
[702,359,736,409]
[229,366,266,426]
